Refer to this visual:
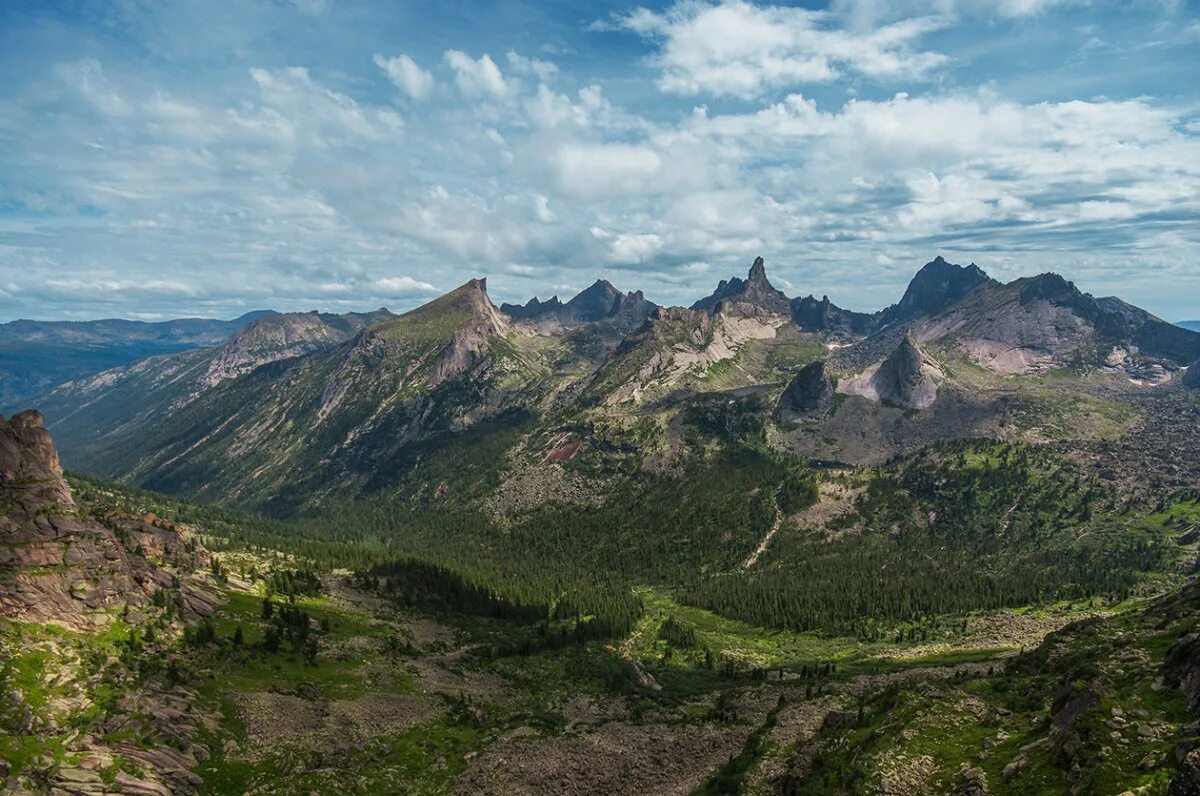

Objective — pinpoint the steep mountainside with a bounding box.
[1,411,226,794]
[916,272,1200,376]
[776,360,836,419]
[36,307,392,466]
[27,254,1200,510]
[199,308,392,388]
[838,332,944,409]
[55,280,545,511]
[792,256,989,338]
[0,409,216,629]
[0,310,273,411]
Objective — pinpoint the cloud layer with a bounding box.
[0,0,1197,321]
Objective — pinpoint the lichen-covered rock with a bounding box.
[1170,747,1200,796]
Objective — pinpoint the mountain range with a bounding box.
[6,255,1200,795]
[28,255,1200,513]
[0,310,274,412]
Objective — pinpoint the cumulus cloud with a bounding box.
[443,50,513,99]
[374,53,435,100]
[617,0,949,98]
[1,0,1198,320]
[376,275,438,293]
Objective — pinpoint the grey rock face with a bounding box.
[839,332,944,410]
[872,333,944,409]
[778,361,835,418]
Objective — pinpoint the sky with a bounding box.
[1,0,1198,322]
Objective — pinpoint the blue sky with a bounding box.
[1,0,1198,322]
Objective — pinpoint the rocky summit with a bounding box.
[839,331,944,410]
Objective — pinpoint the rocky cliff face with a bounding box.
[917,272,1200,375]
[791,294,876,338]
[1183,362,1200,388]
[791,257,991,339]
[838,333,944,409]
[587,303,785,405]
[876,257,993,328]
[0,410,216,631]
[777,361,836,419]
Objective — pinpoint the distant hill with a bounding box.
[0,310,274,411]
[1179,320,1200,332]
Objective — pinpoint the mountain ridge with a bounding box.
[26,254,1200,510]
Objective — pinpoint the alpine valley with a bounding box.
[6,255,1200,795]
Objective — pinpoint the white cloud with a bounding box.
[618,0,949,99]
[606,231,665,264]
[5,1,1199,321]
[506,50,560,82]
[374,53,435,100]
[246,66,404,146]
[54,59,131,116]
[375,275,438,293]
[833,0,1090,28]
[551,143,664,198]
[443,50,512,99]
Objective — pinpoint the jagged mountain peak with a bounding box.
[375,277,508,341]
[839,331,944,410]
[748,255,768,283]
[501,277,656,332]
[692,256,791,315]
[897,257,991,311]
[1018,271,1078,300]
[566,278,624,315]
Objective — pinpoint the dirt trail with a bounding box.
[743,485,784,570]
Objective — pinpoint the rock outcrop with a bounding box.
[791,294,875,338]
[503,280,657,333]
[792,257,992,339]
[1183,362,1200,388]
[692,257,791,317]
[917,272,1200,375]
[0,410,216,630]
[838,333,944,409]
[778,361,836,419]
[588,305,784,405]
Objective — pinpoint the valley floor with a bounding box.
[165,569,1184,795]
